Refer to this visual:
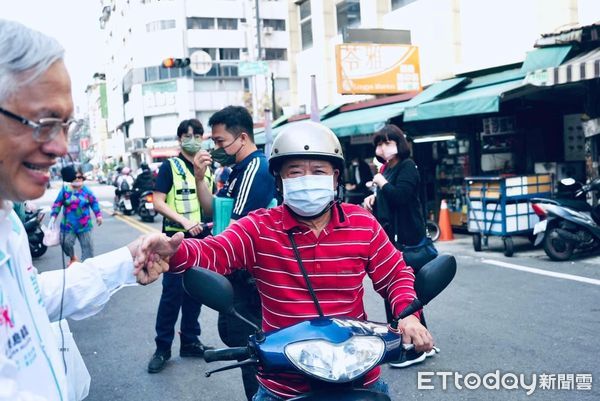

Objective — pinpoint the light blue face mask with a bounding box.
[282,175,335,217]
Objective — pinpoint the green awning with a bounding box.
[410,77,468,104]
[323,102,405,137]
[403,79,525,122]
[520,45,572,73]
[322,78,468,137]
[525,47,600,86]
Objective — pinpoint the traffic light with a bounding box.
[162,57,191,68]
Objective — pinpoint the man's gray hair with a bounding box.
[0,19,65,104]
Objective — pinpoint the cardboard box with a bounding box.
[450,211,464,226]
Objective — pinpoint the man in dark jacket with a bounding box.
[344,156,373,204]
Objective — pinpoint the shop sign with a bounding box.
[142,81,177,113]
[239,61,268,77]
[335,44,421,94]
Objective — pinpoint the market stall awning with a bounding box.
[403,78,525,122]
[322,78,468,137]
[323,102,405,137]
[402,46,574,122]
[525,47,600,86]
[520,45,572,73]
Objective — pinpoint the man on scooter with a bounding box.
[136,121,433,400]
[132,162,155,211]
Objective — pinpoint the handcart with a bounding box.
[465,175,552,256]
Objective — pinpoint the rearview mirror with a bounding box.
[183,268,235,314]
[414,254,457,305]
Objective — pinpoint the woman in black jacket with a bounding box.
[363,124,438,368]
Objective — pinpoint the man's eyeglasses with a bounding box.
[0,107,81,143]
[181,133,203,140]
[74,175,85,180]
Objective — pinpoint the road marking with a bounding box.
[482,258,600,286]
[101,208,159,234]
[114,214,157,234]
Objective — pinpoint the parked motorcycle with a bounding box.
[118,190,135,215]
[183,254,456,400]
[532,177,600,261]
[23,208,47,258]
[137,190,157,222]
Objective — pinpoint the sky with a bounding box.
[2,0,105,114]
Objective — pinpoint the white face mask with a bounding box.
[376,143,398,162]
[282,175,335,218]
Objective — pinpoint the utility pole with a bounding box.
[271,73,279,120]
[253,0,262,121]
[255,0,262,60]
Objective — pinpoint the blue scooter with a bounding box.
[183,255,456,400]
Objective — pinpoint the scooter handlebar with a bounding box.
[204,347,249,363]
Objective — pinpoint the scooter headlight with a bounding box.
[284,336,385,382]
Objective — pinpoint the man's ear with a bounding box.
[275,175,283,193]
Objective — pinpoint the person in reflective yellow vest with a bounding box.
[148,118,215,374]
[163,156,213,233]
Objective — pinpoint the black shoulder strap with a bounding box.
[287,231,324,318]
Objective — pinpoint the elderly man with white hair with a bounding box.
[0,19,177,401]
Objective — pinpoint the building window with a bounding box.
[169,68,182,78]
[391,0,418,10]
[159,66,170,80]
[336,0,361,34]
[219,48,240,60]
[146,19,176,32]
[264,48,287,60]
[217,18,238,30]
[187,17,215,29]
[298,1,312,50]
[144,66,184,82]
[220,65,239,77]
[145,66,159,81]
[299,0,311,19]
[263,19,286,31]
[189,48,217,59]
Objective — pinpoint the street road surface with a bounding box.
[31,182,599,401]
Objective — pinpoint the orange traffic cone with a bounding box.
[438,199,454,241]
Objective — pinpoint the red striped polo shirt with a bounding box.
[170,203,419,399]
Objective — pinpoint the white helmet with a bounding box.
[269,121,344,174]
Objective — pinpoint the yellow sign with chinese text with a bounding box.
[336,44,422,94]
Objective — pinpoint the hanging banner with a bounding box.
[336,44,422,95]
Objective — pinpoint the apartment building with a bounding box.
[99,0,289,165]
[84,74,111,163]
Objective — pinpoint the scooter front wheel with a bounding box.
[543,228,574,261]
[30,241,47,258]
